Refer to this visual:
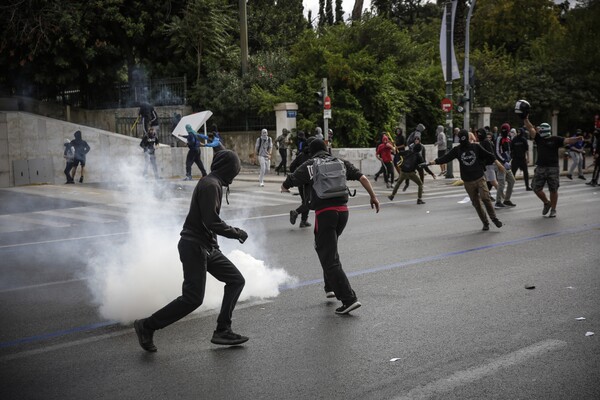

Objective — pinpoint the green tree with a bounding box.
[246,0,306,52]
[164,0,235,87]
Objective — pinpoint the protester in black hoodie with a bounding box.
[429,129,505,231]
[134,150,249,352]
[70,130,90,183]
[281,139,380,315]
[288,136,316,228]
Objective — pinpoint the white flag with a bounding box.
[440,0,460,81]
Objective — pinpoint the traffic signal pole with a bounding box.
[444,1,454,179]
[322,78,329,142]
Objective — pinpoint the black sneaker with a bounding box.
[134,319,157,352]
[299,220,311,228]
[491,218,503,228]
[566,174,572,180]
[388,195,394,201]
[578,175,586,180]
[490,195,495,202]
[503,200,516,207]
[494,202,506,209]
[289,210,298,225]
[79,176,84,183]
[526,187,533,191]
[482,223,490,231]
[374,174,379,182]
[542,202,551,215]
[402,183,409,192]
[417,199,425,205]
[335,301,362,315]
[211,329,249,345]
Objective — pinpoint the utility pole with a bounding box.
[239,0,248,76]
[323,78,329,142]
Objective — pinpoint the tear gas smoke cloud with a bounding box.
[86,156,296,324]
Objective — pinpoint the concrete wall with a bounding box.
[0,111,198,187]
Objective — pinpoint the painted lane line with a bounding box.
[0,300,269,361]
[0,224,597,351]
[0,278,86,294]
[280,223,600,290]
[392,339,567,400]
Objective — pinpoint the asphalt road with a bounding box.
[0,174,599,399]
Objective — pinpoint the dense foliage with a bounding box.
[1,0,598,145]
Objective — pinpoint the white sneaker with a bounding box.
[259,182,264,187]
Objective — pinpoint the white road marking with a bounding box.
[392,339,567,400]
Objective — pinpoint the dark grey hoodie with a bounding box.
[180,150,245,250]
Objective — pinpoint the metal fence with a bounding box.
[53,76,187,110]
[115,116,181,147]
[215,115,276,132]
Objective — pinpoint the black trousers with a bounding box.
[295,186,310,222]
[382,161,394,184]
[64,161,73,182]
[276,148,287,174]
[145,239,245,332]
[314,209,356,304]
[511,157,529,188]
[185,149,207,177]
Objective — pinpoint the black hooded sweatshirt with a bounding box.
[435,142,495,182]
[180,150,245,250]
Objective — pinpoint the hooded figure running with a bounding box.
[429,129,505,231]
[134,150,250,352]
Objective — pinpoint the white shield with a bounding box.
[171,110,213,143]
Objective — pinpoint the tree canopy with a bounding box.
[1,0,598,145]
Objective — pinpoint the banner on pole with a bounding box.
[440,0,460,81]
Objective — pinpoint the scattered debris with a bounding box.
[575,317,586,321]
[585,332,594,337]
[525,284,536,290]
[390,358,401,362]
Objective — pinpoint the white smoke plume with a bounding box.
[86,157,296,324]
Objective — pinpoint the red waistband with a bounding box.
[315,205,349,216]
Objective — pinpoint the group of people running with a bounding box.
[371,109,591,230]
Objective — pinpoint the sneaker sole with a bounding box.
[325,291,336,298]
[335,301,362,315]
[211,337,249,346]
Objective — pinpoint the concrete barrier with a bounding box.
[0,111,208,187]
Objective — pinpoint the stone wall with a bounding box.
[0,111,200,187]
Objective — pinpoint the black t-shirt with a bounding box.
[534,134,565,167]
[511,135,529,159]
[436,143,494,182]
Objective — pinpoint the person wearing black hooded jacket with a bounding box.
[134,150,249,352]
[288,136,316,228]
[281,139,380,314]
[429,130,505,231]
[70,130,90,183]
